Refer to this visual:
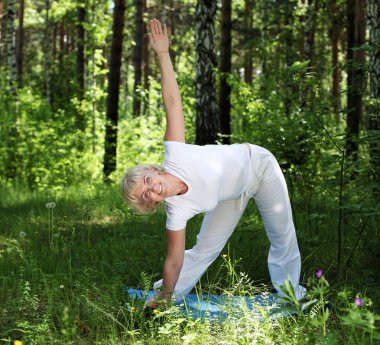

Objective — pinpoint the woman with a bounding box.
[121,19,305,307]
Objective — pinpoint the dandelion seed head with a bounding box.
[60,285,64,289]
[19,231,26,238]
[45,202,56,209]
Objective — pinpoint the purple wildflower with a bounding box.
[355,297,363,307]
[315,268,324,280]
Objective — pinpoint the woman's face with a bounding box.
[134,169,169,204]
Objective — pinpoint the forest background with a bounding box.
[0,0,379,343]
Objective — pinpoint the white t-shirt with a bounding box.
[163,141,252,230]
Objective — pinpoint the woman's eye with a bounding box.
[146,177,151,184]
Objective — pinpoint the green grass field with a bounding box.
[0,185,379,344]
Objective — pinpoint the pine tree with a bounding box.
[103,0,126,178]
[16,0,24,87]
[6,0,17,95]
[219,0,231,144]
[346,0,366,161]
[132,0,143,117]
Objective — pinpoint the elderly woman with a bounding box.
[121,19,305,307]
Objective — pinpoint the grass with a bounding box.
[0,184,379,344]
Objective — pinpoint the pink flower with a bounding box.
[315,268,324,280]
[355,297,363,307]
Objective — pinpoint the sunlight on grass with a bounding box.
[0,185,379,344]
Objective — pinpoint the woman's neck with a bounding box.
[165,172,188,196]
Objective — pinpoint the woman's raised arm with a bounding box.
[148,19,185,143]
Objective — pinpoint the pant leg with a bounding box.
[153,197,250,302]
[252,150,306,300]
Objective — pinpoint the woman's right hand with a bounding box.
[148,18,169,55]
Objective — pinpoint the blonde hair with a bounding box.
[120,164,166,214]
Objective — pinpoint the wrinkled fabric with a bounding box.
[154,144,306,301]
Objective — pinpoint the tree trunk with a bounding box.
[142,0,150,116]
[346,0,366,161]
[52,23,57,62]
[59,22,64,68]
[77,1,85,99]
[330,0,342,123]
[89,0,97,153]
[260,0,267,76]
[219,0,231,144]
[103,0,125,179]
[301,0,318,108]
[367,0,380,183]
[6,0,17,95]
[195,0,219,145]
[132,0,143,117]
[44,0,51,105]
[304,0,318,65]
[76,0,86,131]
[0,0,3,62]
[244,0,253,83]
[299,0,305,61]
[284,0,295,117]
[16,0,23,88]
[169,0,176,69]
[4,0,18,179]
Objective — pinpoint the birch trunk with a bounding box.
[195,0,219,145]
[368,0,380,182]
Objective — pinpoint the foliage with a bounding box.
[0,186,379,343]
[0,0,380,342]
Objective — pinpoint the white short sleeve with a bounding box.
[163,141,187,165]
[165,203,194,231]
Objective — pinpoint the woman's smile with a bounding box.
[135,169,187,204]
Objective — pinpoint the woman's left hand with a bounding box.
[144,291,170,311]
[144,296,159,309]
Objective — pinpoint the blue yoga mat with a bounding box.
[126,288,294,320]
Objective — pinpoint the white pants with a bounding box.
[154,145,306,301]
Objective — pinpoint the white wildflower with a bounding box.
[19,231,26,238]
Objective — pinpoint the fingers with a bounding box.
[163,23,167,37]
[149,19,155,36]
[157,19,163,34]
[153,19,159,34]
[149,18,165,37]
[148,32,154,45]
